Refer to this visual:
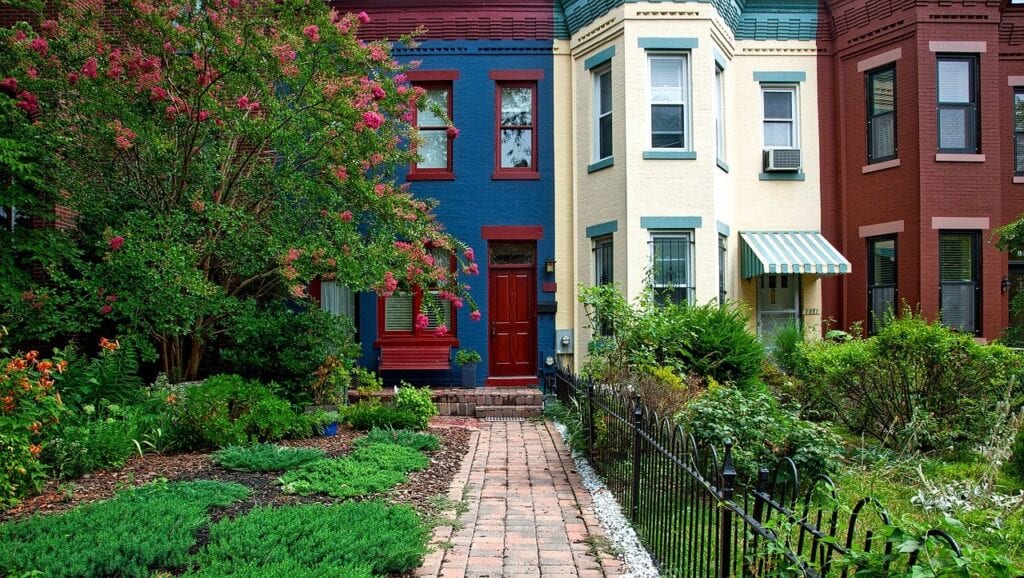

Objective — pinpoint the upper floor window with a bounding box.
[937,55,979,153]
[593,65,612,162]
[593,235,613,286]
[867,65,896,163]
[649,55,689,150]
[714,65,725,162]
[650,232,693,305]
[410,82,454,179]
[495,82,538,177]
[1015,89,1024,175]
[762,86,797,149]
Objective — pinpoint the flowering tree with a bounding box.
[0,0,477,379]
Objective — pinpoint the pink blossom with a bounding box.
[106,294,117,303]
[335,17,352,34]
[333,166,348,181]
[393,73,407,85]
[16,91,38,115]
[464,247,475,261]
[452,298,464,308]
[470,310,481,321]
[82,57,98,79]
[114,135,132,150]
[361,111,384,129]
[163,41,173,52]
[26,67,37,79]
[290,284,307,298]
[0,77,17,93]
[368,44,387,62]
[303,24,320,43]
[67,71,79,84]
[29,37,48,56]
[434,324,448,337]
[357,10,370,23]
[165,105,178,120]
[237,95,250,109]
[273,44,297,63]
[371,85,386,100]
[340,210,353,222]
[415,313,429,330]
[286,248,301,263]
[13,30,26,42]
[198,110,210,121]
[100,304,112,315]
[150,86,167,101]
[383,271,398,293]
[464,263,479,275]
[40,20,59,38]
[109,236,125,250]
[374,183,387,197]
[447,126,460,139]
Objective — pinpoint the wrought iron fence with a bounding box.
[547,365,962,578]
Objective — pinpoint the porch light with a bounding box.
[544,258,556,274]
[1003,275,1012,294]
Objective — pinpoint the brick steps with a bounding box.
[349,387,543,419]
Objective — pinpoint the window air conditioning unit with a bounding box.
[763,148,801,172]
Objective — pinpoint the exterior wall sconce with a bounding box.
[544,258,556,274]
[1003,275,1012,294]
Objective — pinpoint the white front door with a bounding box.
[757,274,800,343]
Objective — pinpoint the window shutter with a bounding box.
[940,235,972,282]
[384,293,414,332]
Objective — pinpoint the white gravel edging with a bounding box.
[554,422,660,578]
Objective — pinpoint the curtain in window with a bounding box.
[939,234,976,332]
[869,68,895,160]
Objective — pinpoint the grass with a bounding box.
[0,480,250,577]
[210,444,325,472]
[352,428,440,452]
[189,501,429,577]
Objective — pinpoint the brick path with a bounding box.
[418,419,626,578]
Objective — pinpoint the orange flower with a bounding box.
[25,350,38,361]
[27,421,41,434]
[1,396,14,412]
[28,444,42,457]
[165,393,177,405]
[37,361,53,373]
[55,360,68,373]
[99,337,119,352]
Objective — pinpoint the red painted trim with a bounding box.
[481,225,543,240]
[409,80,455,178]
[491,171,540,180]
[373,337,460,348]
[542,282,557,293]
[308,279,323,302]
[488,69,544,81]
[407,70,460,81]
[492,80,539,175]
[485,376,538,387]
[407,171,455,181]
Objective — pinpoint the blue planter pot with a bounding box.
[321,421,338,436]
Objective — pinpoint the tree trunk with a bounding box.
[185,336,205,381]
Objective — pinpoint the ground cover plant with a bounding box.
[347,400,424,431]
[278,441,430,498]
[0,480,250,577]
[189,501,430,577]
[210,444,325,472]
[353,428,440,452]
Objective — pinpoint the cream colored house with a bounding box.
[552,1,849,365]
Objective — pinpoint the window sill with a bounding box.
[1013,176,1024,184]
[759,172,805,181]
[407,171,455,181]
[587,157,614,173]
[643,150,697,160]
[862,159,900,174]
[935,153,985,162]
[716,159,729,173]
[491,170,540,180]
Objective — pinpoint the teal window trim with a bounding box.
[641,216,703,229]
[586,220,618,238]
[716,158,729,172]
[585,46,616,71]
[643,150,696,160]
[713,47,727,70]
[758,172,806,181]
[753,71,806,83]
[587,157,614,173]
[639,37,699,50]
[717,221,731,236]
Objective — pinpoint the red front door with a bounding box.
[488,242,537,380]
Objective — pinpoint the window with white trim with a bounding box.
[593,65,612,162]
[762,86,797,149]
[649,55,689,150]
[650,232,693,305]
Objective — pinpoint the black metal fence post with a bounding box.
[719,440,737,578]
[586,381,595,460]
[630,393,642,522]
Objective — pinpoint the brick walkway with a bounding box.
[418,419,626,578]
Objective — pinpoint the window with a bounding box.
[650,232,693,305]
[0,205,30,233]
[1015,89,1024,175]
[762,86,797,149]
[410,82,453,179]
[593,235,613,335]
[939,231,980,334]
[867,236,897,334]
[714,65,725,162]
[378,247,455,338]
[649,55,689,149]
[937,55,979,153]
[718,234,727,305]
[867,65,896,162]
[593,65,612,162]
[495,82,537,175]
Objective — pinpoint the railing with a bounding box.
[547,365,962,578]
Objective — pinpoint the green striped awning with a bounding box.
[740,231,851,279]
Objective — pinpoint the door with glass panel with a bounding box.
[867,236,897,334]
[939,232,980,334]
[757,274,800,343]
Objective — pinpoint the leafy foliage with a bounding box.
[679,383,841,482]
[0,480,249,577]
[190,501,429,576]
[210,444,325,472]
[393,385,437,430]
[352,428,440,452]
[278,440,429,498]
[42,403,143,480]
[346,401,423,431]
[169,374,315,449]
[53,339,143,408]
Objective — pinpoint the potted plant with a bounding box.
[455,348,481,389]
[316,410,341,437]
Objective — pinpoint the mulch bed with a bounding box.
[1,416,479,524]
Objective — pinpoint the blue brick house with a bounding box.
[324,1,558,387]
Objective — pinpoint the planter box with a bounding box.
[460,363,478,388]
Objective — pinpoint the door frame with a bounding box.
[486,240,538,383]
[756,273,802,341]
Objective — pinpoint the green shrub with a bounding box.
[42,405,142,480]
[220,304,359,402]
[350,443,430,472]
[393,385,437,430]
[278,458,409,498]
[170,374,316,449]
[679,384,841,483]
[211,444,325,472]
[802,314,1024,450]
[353,428,440,452]
[55,339,144,408]
[346,401,422,431]
[191,502,429,576]
[771,321,806,375]
[0,480,249,577]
